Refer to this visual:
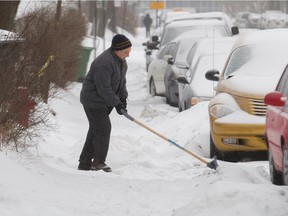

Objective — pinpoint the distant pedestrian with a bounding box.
[78,34,132,172]
[143,13,153,38]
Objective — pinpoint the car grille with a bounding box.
[234,96,267,116]
[248,98,267,116]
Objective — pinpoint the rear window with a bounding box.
[160,25,228,47]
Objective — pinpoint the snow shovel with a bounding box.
[120,109,218,170]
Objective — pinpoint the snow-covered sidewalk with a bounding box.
[1,28,288,216]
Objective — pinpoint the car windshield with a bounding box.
[224,43,288,77]
[175,38,198,62]
[160,25,228,47]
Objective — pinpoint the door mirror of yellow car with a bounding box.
[264,91,286,106]
[205,69,220,81]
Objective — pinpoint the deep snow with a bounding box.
[1,26,288,216]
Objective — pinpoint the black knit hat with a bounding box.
[111,34,132,51]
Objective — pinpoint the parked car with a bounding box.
[143,12,239,72]
[234,12,250,28]
[163,36,200,106]
[258,10,284,29]
[265,12,286,29]
[264,65,288,185]
[176,37,236,111]
[205,29,288,161]
[235,12,261,29]
[142,12,194,72]
[147,17,238,97]
[161,10,193,24]
[147,40,177,96]
[247,13,261,28]
[160,14,238,47]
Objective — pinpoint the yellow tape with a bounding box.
[38,55,56,77]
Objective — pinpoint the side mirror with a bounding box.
[177,76,189,84]
[151,35,159,42]
[231,26,239,35]
[205,69,220,81]
[264,91,286,106]
[167,57,174,65]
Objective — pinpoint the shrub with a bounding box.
[0,5,87,151]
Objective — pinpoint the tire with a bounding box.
[166,86,171,105]
[149,78,157,96]
[282,144,288,185]
[210,134,222,160]
[178,101,182,112]
[269,147,283,185]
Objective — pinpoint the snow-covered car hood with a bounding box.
[217,74,281,98]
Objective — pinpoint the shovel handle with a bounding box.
[120,109,218,170]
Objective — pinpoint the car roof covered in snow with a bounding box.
[234,28,288,47]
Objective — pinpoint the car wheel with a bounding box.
[282,144,288,185]
[269,146,283,185]
[210,134,222,160]
[178,102,182,112]
[184,101,187,111]
[166,87,171,105]
[149,78,157,96]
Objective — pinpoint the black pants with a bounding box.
[79,107,111,163]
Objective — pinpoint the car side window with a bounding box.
[158,43,173,59]
[281,82,288,97]
[186,44,198,65]
[277,65,288,96]
[170,43,178,59]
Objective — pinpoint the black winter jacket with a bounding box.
[80,47,128,110]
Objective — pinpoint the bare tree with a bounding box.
[0,5,87,151]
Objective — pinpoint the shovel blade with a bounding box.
[206,156,218,170]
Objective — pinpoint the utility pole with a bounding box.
[78,0,81,12]
[122,1,127,34]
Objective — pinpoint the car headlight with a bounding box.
[210,104,236,118]
[190,96,211,106]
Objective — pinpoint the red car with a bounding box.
[264,64,288,185]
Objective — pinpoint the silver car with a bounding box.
[147,18,238,97]
[177,37,236,111]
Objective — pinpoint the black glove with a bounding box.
[120,98,127,109]
[115,103,127,115]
